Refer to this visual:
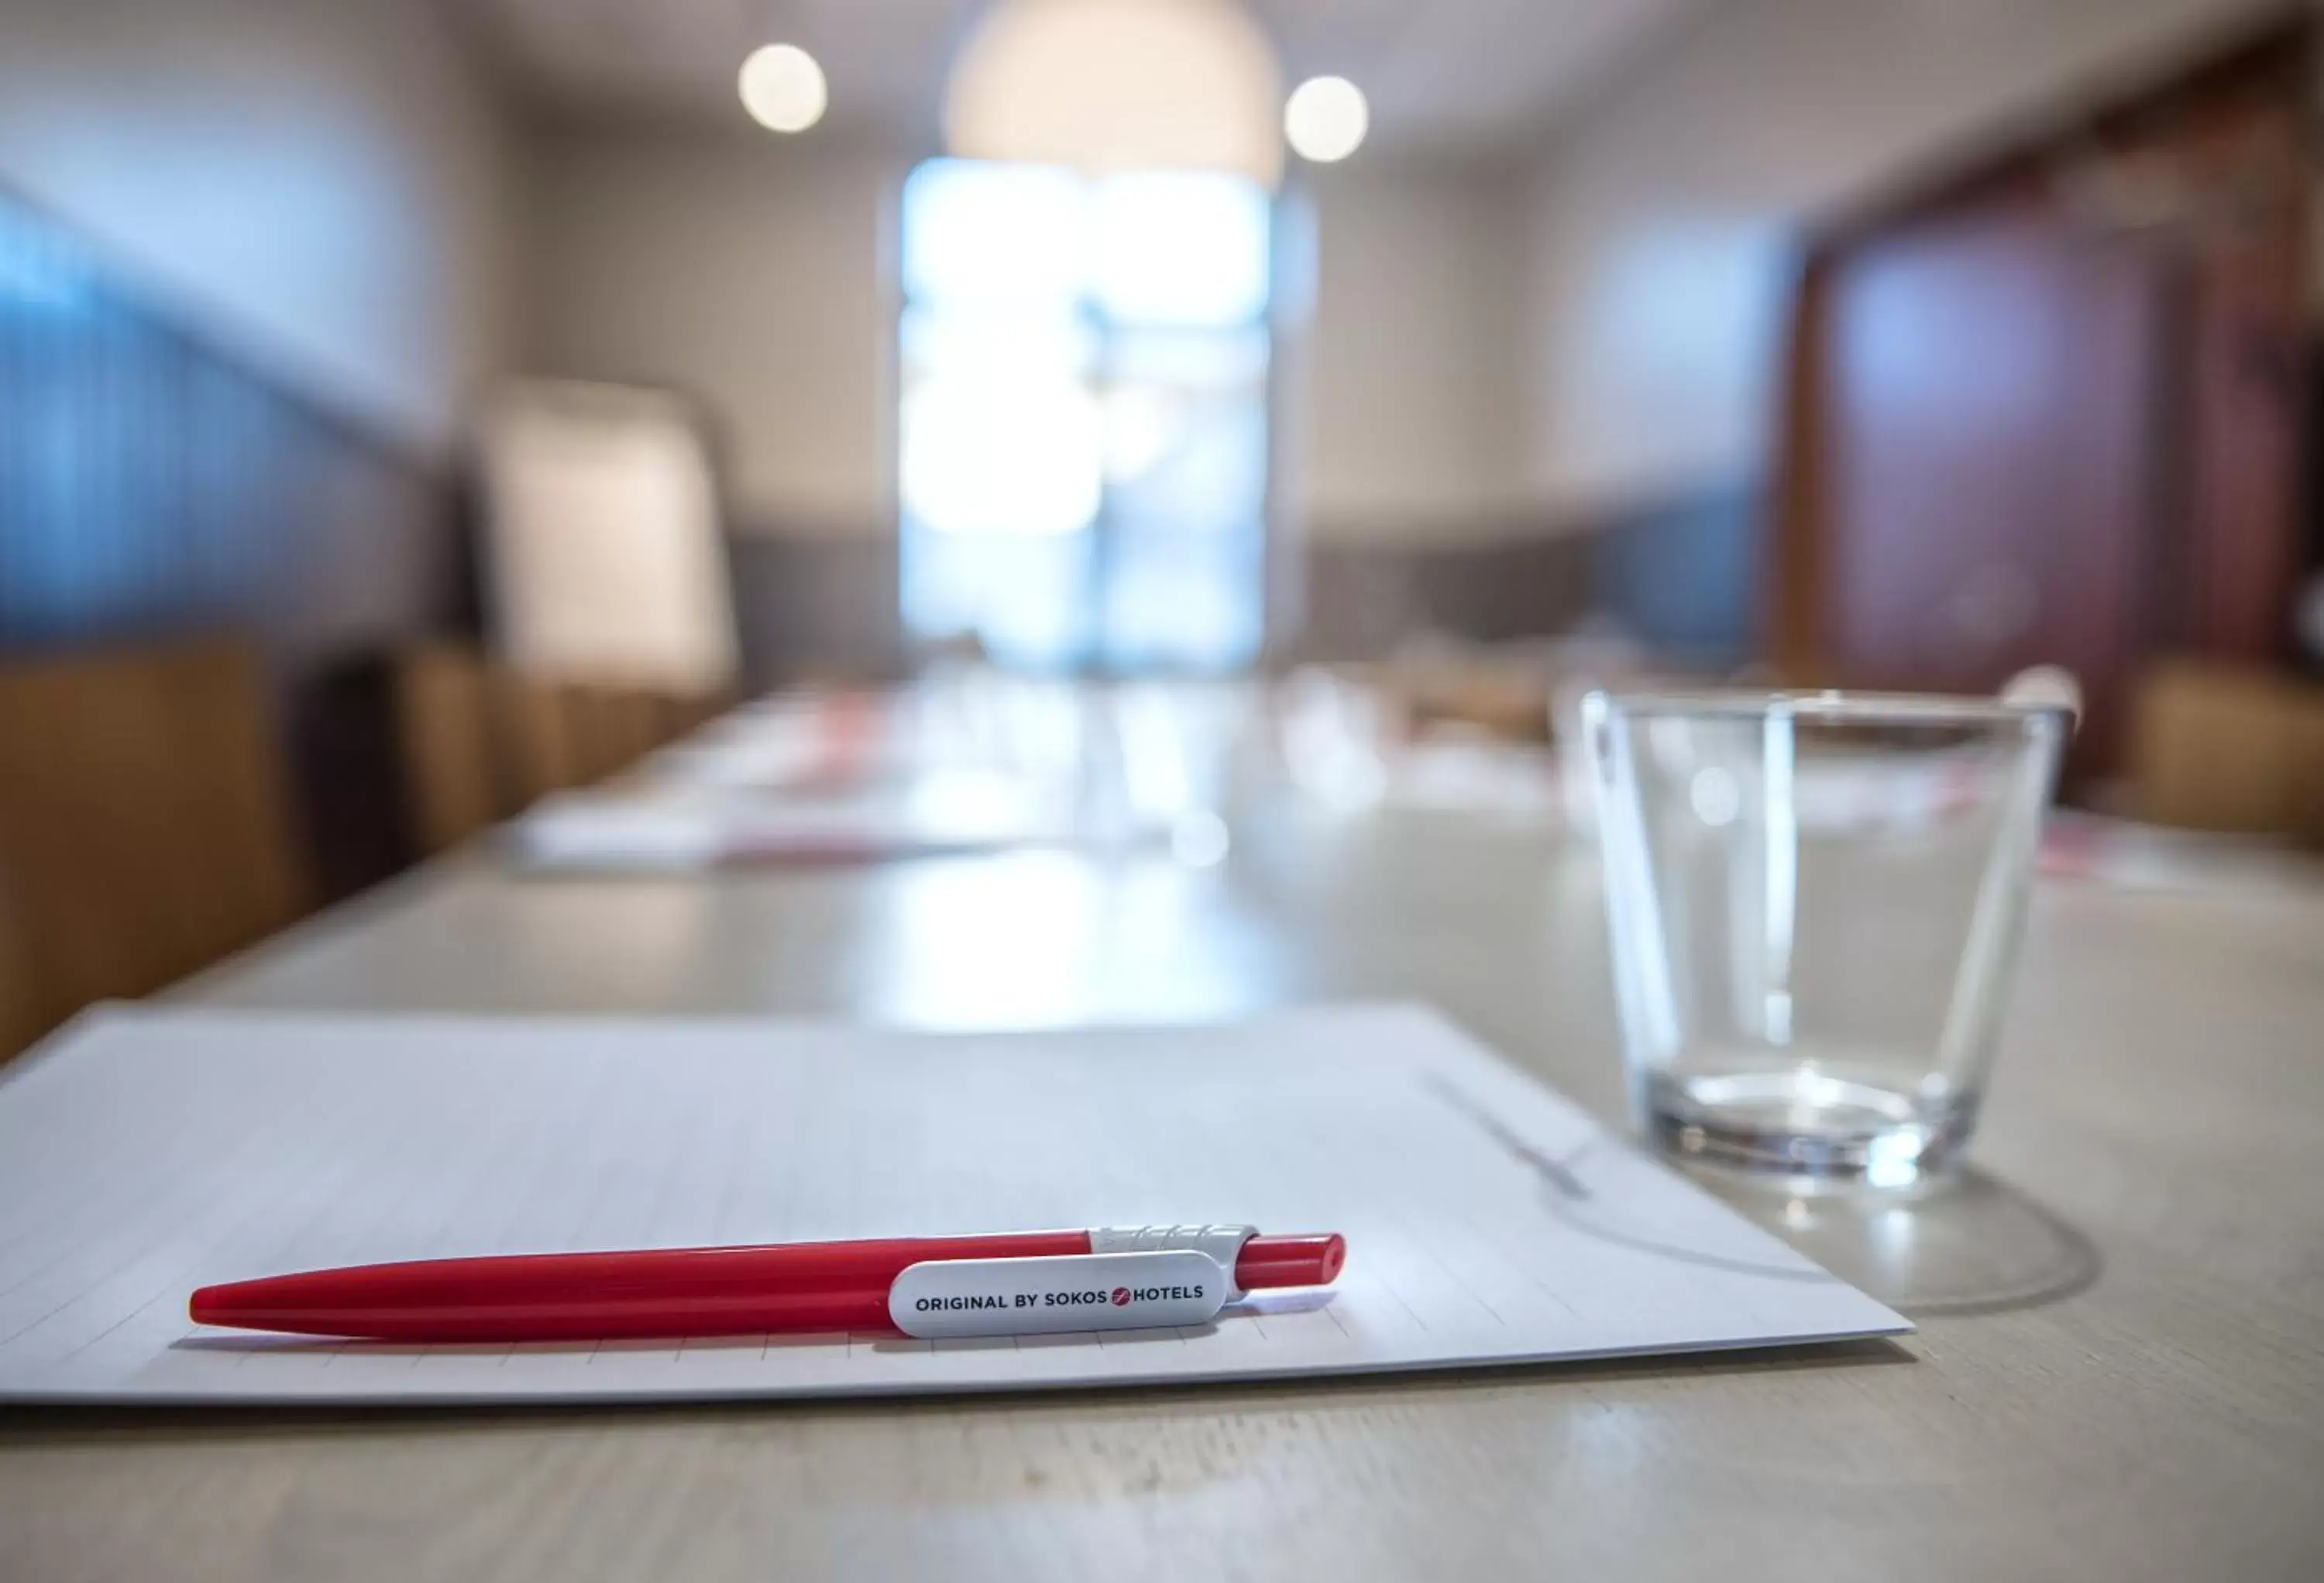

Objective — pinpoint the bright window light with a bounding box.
[900,161,1088,304]
[1092,172,1271,325]
[739,44,828,134]
[1284,76,1367,163]
[900,369,1103,538]
[898,159,1273,671]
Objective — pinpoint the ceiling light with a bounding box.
[1284,76,1367,163]
[945,0,1283,187]
[739,43,827,134]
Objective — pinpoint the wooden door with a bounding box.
[1772,22,2312,782]
[1792,203,2169,771]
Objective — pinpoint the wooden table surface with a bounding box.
[5,809,2321,1581]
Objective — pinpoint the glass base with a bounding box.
[1645,1068,1978,1194]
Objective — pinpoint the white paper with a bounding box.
[0,1005,1907,1404]
[509,774,1081,871]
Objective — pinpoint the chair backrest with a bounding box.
[394,644,733,857]
[659,687,734,743]
[0,637,308,1054]
[563,686,665,787]
[394,644,505,853]
[0,877,42,1062]
[2130,660,2324,843]
[487,668,587,811]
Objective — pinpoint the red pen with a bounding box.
[189,1224,1346,1343]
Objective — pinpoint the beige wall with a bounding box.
[1291,159,1528,544]
[552,0,2280,552]
[528,129,905,536]
[0,0,521,456]
[529,131,1532,547]
[1519,0,2291,516]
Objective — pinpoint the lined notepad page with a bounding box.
[0,1005,1906,1404]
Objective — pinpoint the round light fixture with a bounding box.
[739,43,828,133]
[1284,75,1367,163]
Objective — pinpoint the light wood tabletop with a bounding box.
[5,809,2321,1581]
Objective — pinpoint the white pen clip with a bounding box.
[889,1249,1229,1339]
[1088,1223,1257,1292]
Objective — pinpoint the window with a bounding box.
[898,160,1271,672]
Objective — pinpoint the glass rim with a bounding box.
[1585,687,2075,727]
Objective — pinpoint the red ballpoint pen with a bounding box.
[190,1225,1347,1344]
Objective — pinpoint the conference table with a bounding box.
[3,757,2321,1579]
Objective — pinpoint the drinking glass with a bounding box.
[1582,689,2070,1192]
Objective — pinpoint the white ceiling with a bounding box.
[476,0,1706,155]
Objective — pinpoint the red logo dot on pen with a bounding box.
[1110,1287,1131,1306]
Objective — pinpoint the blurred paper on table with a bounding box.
[2040,811,2324,896]
[651,693,900,795]
[1390,735,1565,819]
[1276,671,1563,820]
[509,773,1081,871]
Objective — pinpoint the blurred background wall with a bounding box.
[504,0,2309,676]
[3,0,2320,910]
[1515,0,2305,666]
[1519,0,2292,513]
[0,0,528,895]
[525,129,905,674]
[518,129,1545,671]
[6,0,2295,658]
[0,0,523,453]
